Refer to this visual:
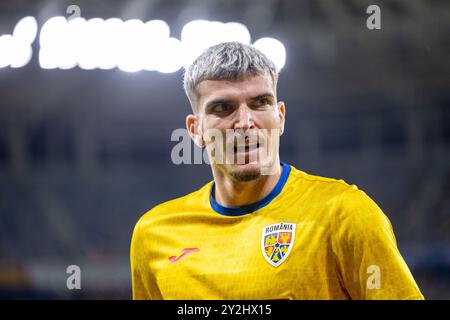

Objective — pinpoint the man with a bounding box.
[130,42,424,299]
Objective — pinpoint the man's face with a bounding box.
[191,73,285,182]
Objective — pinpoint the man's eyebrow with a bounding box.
[205,99,233,108]
[250,93,275,101]
[204,93,275,109]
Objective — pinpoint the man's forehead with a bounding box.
[197,74,275,105]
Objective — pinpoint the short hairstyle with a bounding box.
[183,41,279,112]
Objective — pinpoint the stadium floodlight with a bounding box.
[37,16,281,73]
[99,18,123,70]
[0,35,13,68]
[13,16,38,45]
[39,16,68,69]
[142,20,171,71]
[181,20,252,69]
[39,47,57,69]
[154,37,183,73]
[39,16,67,49]
[9,37,33,68]
[117,19,146,73]
[143,20,170,40]
[253,37,286,70]
[0,34,32,69]
[78,18,105,70]
[0,16,37,69]
[60,17,86,70]
[181,20,210,68]
[223,22,251,44]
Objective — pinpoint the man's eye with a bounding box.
[212,104,230,112]
[255,98,270,107]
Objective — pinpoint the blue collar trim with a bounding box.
[209,162,291,216]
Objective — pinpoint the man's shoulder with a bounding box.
[136,180,213,227]
[288,164,357,197]
[287,165,383,220]
[290,166,389,227]
[289,166,392,237]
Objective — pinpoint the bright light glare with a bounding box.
[78,18,105,70]
[253,37,286,70]
[181,20,251,68]
[39,16,67,48]
[99,18,123,70]
[223,22,251,44]
[39,16,69,69]
[155,37,184,73]
[0,16,37,69]
[0,34,33,68]
[36,16,285,74]
[60,17,86,69]
[9,38,33,68]
[181,20,210,68]
[143,20,170,39]
[117,19,146,72]
[0,35,13,68]
[13,16,38,45]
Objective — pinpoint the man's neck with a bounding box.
[212,163,283,207]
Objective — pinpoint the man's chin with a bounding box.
[223,162,262,182]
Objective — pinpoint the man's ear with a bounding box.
[186,114,204,147]
[278,101,286,136]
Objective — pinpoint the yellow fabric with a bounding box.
[130,165,424,299]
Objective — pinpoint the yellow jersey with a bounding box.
[130,162,424,299]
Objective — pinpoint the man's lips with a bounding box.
[233,142,260,153]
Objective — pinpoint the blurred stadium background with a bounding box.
[0,0,449,299]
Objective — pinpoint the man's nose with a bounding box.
[234,105,254,130]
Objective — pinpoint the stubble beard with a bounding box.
[227,165,261,182]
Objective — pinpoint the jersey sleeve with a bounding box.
[130,217,149,299]
[331,186,424,300]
